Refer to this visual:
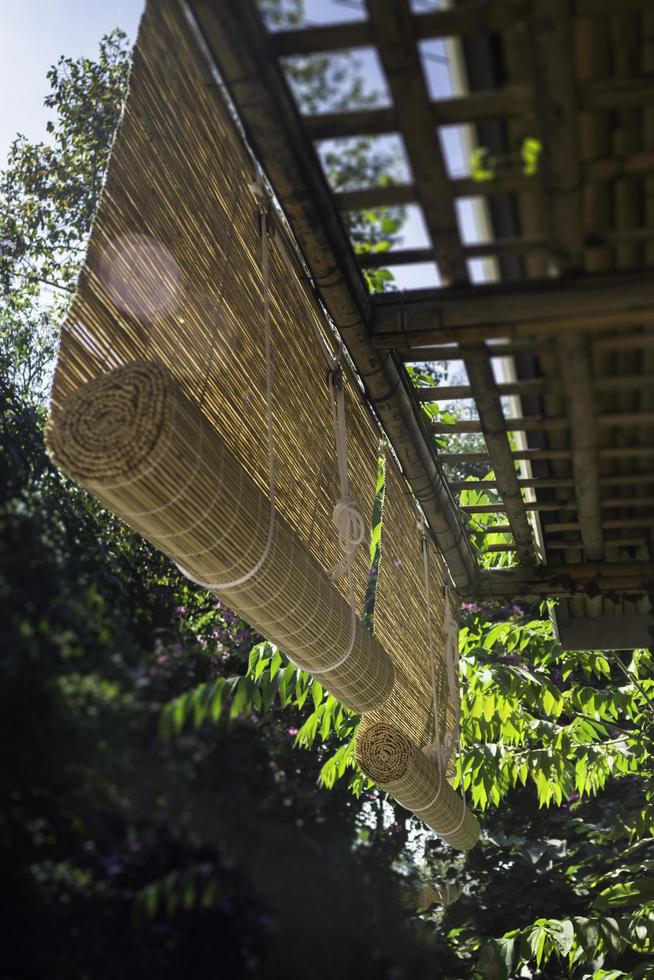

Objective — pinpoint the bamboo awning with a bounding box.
[189,0,654,648]
[45,0,480,848]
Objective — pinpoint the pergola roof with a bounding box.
[188,0,654,645]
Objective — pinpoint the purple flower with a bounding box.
[175,605,187,614]
[287,726,299,736]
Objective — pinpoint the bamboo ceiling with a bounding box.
[189,0,654,648]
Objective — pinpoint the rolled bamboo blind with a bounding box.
[356,723,479,851]
[45,0,478,849]
[47,360,394,714]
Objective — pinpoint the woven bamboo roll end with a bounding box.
[356,722,413,783]
[356,721,479,851]
[46,359,171,485]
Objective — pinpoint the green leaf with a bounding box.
[548,919,575,957]
[527,921,549,967]
[595,879,654,909]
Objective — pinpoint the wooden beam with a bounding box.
[451,477,574,490]
[412,2,513,39]
[600,472,654,485]
[416,379,546,400]
[585,151,654,183]
[599,413,654,427]
[374,314,654,348]
[402,341,534,361]
[303,106,396,141]
[189,0,480,597]
[582,76,654,112]
[302,78,653,142]
[335,184,417,211]
[333,153,654,213]
[601,496,654,508]
[595,374,654,392]
[576,0,654,14]
[595,331,654,353]
[526,0,584,270]
[545,517,654,533]
[441,449,573,464]
[302,86,532,141]
[271,1,505,56]
[433,412,654,434]
[461,502,575,513]
[270,1,652,56]
[271,20,372,56]
[432,417,569,433]
[371,271,654,347]
[546,537,647,551]
[478,562,654,598]
[358,238,547,268]
[600,447,654,461]
[335,173,535,211]
[439,448,654,465]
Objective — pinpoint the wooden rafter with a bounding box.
[370,271,654,347]
[271,0,654,58]
[365,0,537,567]
[334,152,654,213]
[417,379,546,401]
[477,562,654,599]
[359,239,547,268]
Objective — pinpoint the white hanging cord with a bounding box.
[414,519,469,837]
[328,344,366,580]
[176,181,277,590]
[307,344,365,674]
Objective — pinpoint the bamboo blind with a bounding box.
[45,0,478,849]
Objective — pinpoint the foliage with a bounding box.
[470,137,544,184]
[1,30,130,399]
